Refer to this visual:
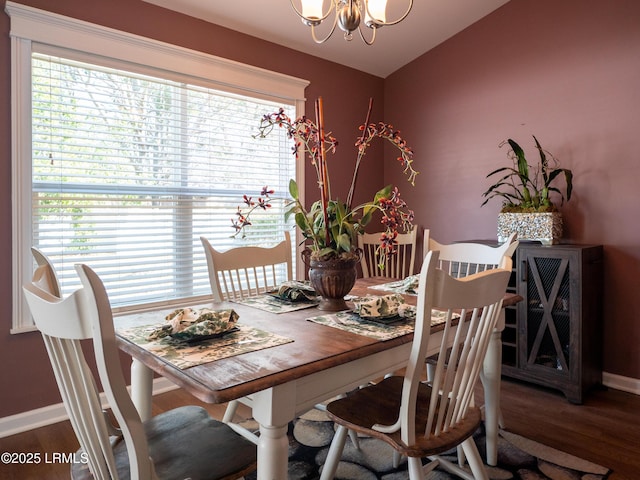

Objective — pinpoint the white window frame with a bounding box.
[7,1,309,332]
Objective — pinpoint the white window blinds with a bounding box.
[31,53,296,308]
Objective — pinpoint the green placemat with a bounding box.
[118,323,293,369]
[307,311,415,341]
[369,275,420,295]
[307,310,453,341]
[233,293,319,313]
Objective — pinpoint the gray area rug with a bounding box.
[242,408,612,479]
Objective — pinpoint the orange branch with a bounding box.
[315,97,331,247]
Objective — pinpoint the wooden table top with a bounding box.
[116,277,521,405]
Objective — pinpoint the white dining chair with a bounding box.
[425,233,518,379]
[319,250,512,480]
[23,259,257,480]
[201,233,295,442]
[201,232,361,448]
[428,232,518,279]
[424,232,518,467]
[358,227,420,278]
[201,232,293,301]
[31,247,62,297]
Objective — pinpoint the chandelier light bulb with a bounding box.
[301,0,324,22]
[365,0,387,26]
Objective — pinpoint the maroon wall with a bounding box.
[385,0,640,379]
[0,0,384,418]
[2,0,639,420]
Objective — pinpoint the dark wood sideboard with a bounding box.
[459,240,603,404]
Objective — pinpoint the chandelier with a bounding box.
[290,0,413,45]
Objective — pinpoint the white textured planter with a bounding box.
[498,212,563,245]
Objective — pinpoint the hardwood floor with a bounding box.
[481,379,640,479]
[1,378,638,479]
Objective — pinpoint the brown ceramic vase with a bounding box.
[302,248,361,311]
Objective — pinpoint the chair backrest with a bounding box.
[200,232,293,301]
[31,247,62,297]
[376,250,512,447]
[358,227,419,278]
[23,263,155,480]
[428,232,518,278]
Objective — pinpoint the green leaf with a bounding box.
[336,232,352,252]
[360,207,374,226]
[486,166,514,178]
[289,179,299,200]
[294,211,309,233]
[335,200,347,222]
[564,169,573,200]
[373,185,393,202]
[508,138,530,185]
[534,135,548,180]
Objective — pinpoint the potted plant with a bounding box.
[233,97,419,310]
[481,135,573,244]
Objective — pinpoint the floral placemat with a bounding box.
[307,310,452,341]
[369,274,420,295]
[117,323,293,370]
[306,312,414,341]
[232,293,319,313]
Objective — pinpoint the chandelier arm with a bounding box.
[311,15,339,44]
[357,23,377,46]
[371,0,414,26]
[289,0,336,24]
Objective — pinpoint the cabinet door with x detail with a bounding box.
[516,244,602,404]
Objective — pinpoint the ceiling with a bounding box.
[142,0,511,78]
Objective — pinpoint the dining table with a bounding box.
[115,277,521,479]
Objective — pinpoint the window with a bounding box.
[8,2,308,331]
[31,54,296,307]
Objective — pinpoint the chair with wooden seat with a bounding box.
[319,250,512,480]
[200,232,293,302]
[358,227,421,278]
[23,261,257,480]
[424,232,518,467]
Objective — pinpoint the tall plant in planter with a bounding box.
[233,97,419,310]
[481,136,574,244]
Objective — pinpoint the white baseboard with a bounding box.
[0,378,178,439]
[602,372,640,395]
[2,372,639,439]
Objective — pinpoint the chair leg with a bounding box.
[460,437,489,480]
[316,400,359,449]
[347,428,360,450]
[221,399,260,445]
[429,438,487,480]
[427,455,475,480]
[407,456,426,480]
[457,444,466,467]
[223,400,239,423]
[320,425,348,480]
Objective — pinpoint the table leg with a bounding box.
[251,383,297,480]
[256,424,289,480]
[130,358,153,421]
[481,328,502,466]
